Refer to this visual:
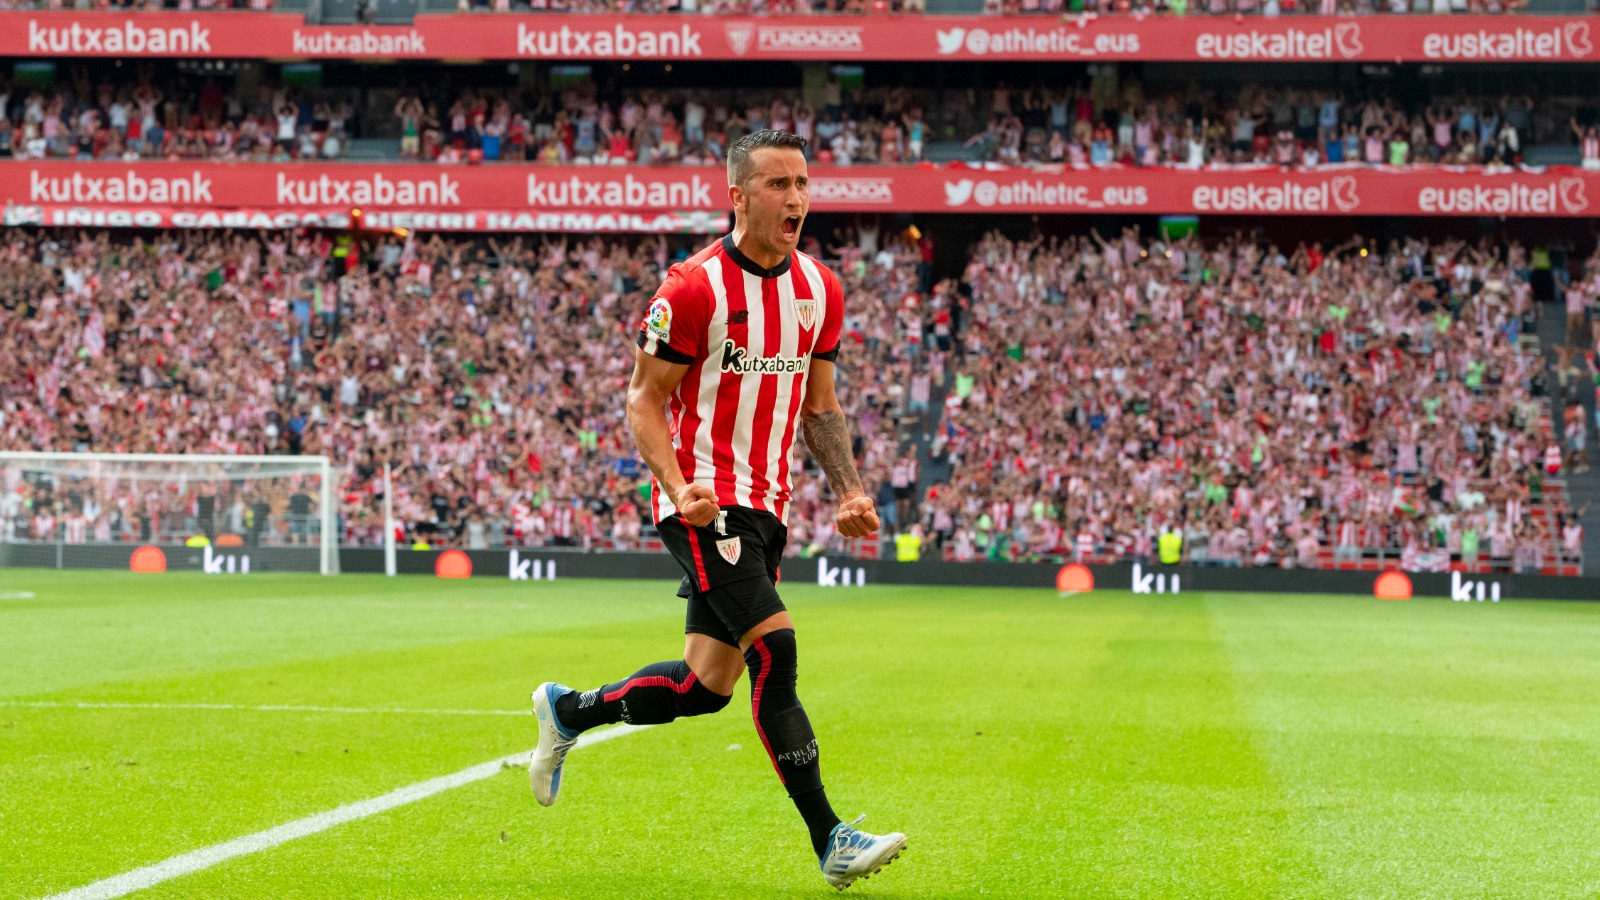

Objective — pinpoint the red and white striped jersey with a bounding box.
[637,235,843,525]
[891,459,918,489]
[550,505,574,539]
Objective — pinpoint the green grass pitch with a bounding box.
[4,571,1600,899]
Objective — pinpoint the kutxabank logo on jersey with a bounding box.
[720,339,809,375]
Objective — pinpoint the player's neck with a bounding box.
[728,228,787,273]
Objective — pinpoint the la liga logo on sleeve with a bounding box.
[645,298,672,340]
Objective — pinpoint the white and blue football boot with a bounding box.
[529,682,580,806]
[819,815,907,890]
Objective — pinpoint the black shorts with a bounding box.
[658,507,788,647]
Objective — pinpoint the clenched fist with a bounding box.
[674,483,721,528]
[836,491,880,538]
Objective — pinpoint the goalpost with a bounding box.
[0,452,339,576]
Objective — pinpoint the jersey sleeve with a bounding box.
[812,265,845,363]
[636,263,710,366]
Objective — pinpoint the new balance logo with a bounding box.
[1451,571,1501,602]
[1131,561,1180,594]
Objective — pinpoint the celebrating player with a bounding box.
[528,130,907,891]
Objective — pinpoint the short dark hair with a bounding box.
[727,130,808,188]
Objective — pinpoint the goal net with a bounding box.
[0,452,337,575]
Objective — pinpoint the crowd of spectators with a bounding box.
[7,71,1599,171]
[0,225,1592,572]
[384,82,1600,170]
[0,226,924,554]
[0,0,268,9]
[912,229,1593,570]
[391,84,939,167]
[0,72,357,163]
[964,86,1591,168]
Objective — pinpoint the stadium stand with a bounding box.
[0,226,1589,573]
[3,3,1599,575]
[921,229,1588,574]
[5,72,1596,168]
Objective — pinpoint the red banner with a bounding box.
[0,11,1595,61]
[3,162,1596,226]
[0,205,729,232]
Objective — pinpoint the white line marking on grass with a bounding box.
[0,591,36,599]
[40,724,650,900]
[4,701,530,717]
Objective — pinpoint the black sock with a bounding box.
[744,629,841,858]
[554,660,730,734]
[792,788,841,859]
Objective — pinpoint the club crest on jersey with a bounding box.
[794,298,817,331]
[645,298,672,340]
[716,536,742,565]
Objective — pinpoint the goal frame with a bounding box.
[0,451,338,576]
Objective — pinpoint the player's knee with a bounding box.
[678,678,733,717]
[688,679,736,714]
[754,627,798,663]
[679,658,736,715]
[685,638,746,696]
[693,665,742,698]
[743,628,799,694]
[694,659,742,695]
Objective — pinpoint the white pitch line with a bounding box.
[3,701,529,717]
[40,724,650,900]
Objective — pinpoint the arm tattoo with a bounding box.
[800,408,864,497]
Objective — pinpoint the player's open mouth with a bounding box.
[781,216,800,237]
